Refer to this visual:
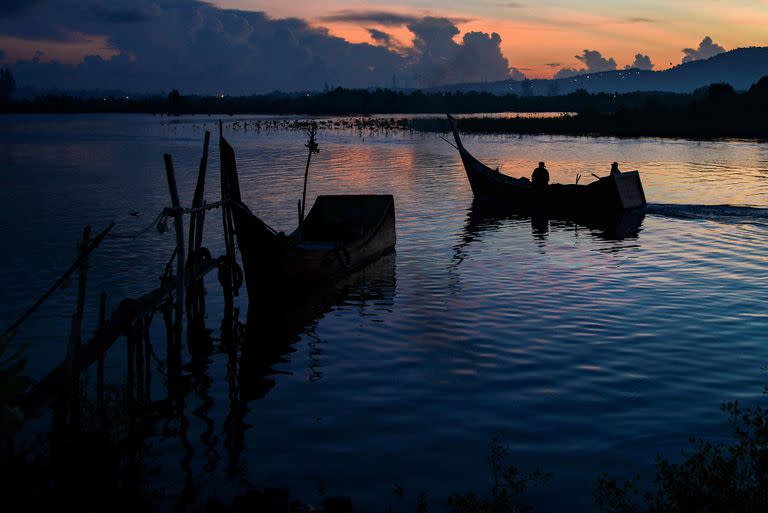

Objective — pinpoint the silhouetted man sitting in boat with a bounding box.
[610,162,621,177]
[532,161,549,189]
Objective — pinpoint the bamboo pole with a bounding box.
[189,130,210,258]
[143,318,152,405]
[1,222,114,340]
[186,131,210,322]
[66,225,91,428]
[97,292,106,422]
[127,320,135,403]
[163,153,185,329]
[135,317,145,402]
[219,123,236,313]
[72,226,91,351]
[162,303,181,400]
[20,257,221,415]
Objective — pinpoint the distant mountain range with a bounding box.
[427,47,768,95]
[12,47,768,101]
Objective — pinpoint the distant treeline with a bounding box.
[2,77,767,138]
[431,78,768,139]
[0,85,715,116]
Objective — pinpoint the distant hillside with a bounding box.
[429,47,768,95]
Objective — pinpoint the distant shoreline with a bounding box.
[3,111,767,141]
[149,115,766,142]
[2,78,767,140]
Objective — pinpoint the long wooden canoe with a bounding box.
[447,114,647,213]
[219,135,396,300]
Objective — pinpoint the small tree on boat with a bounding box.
[300,122,320,225]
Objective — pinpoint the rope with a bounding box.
[107,200,231,240]
[184,200,227,214]
[1,222,116,341]
[108,212,166,239]
[2,194,234,339]
[164,200,230,216]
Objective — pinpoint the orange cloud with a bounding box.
[216,2,762,79]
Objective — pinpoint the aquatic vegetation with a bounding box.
[447,436,551,513]
[597,387,768,513]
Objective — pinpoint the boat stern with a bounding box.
[612,171,647,210]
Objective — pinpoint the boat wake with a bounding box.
[646,203,768,228]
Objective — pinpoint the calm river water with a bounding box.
[1,114,768,512]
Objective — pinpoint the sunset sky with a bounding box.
[0,0,766,93]
[215,0,768,77]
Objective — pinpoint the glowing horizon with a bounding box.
[1,0,766,92]
[214,0,768,79]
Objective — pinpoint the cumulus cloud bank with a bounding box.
[554,49,616,78]
[0,1,521,93]
[682,36,726,63]
[403,17,519,85]
[576,50,617,72]
[626,53,653,70]
[509,67,526,80]
[367,28,405,54]
[320,11,424,27]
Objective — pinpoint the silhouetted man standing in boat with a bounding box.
[610,162,621,177]
[532,161,549,189]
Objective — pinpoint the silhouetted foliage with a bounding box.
[2,75,768,138]
[547,81,560,97]
[706,82,737,101]
[0,85,691,116]
[447,436,550,513]
[749,76,768,95]
[419,75,768,139]
[167,89,181,103]
[167,88,183,115]
[596,388,768,513]
[1,383,159,513]
[520,79,534,97]
[0,67,16,102]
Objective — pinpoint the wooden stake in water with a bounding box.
[163,153,185,330]
[0,222,114,341]
[187,131,210,322]
[66,225,91,428]
[97,292,106,423]
[219,123,238,314]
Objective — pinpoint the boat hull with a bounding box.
[233,195,396,300]
[219,134,396,301]
[449,114,647,214]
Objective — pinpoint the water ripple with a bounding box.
[1,115,768,512]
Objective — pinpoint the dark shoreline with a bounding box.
[3,77,768,140]
[0,84,768,140]
[5,111,765,142]
[404,113,768,140]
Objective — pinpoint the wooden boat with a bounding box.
[219,135,396,300]
[447,114,647,213]
[457,199,644,250]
